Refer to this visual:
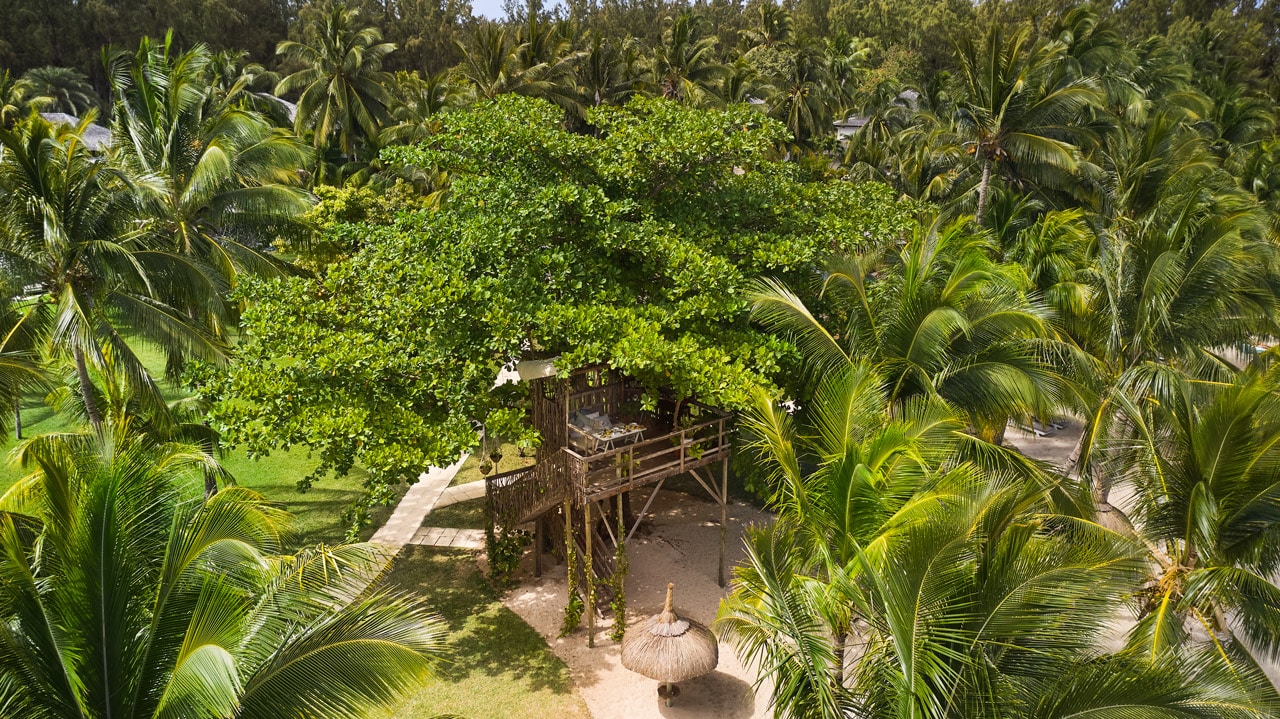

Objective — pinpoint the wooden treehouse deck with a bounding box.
[485,409,731,526]
[483,365,734,645]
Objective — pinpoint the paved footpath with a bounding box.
[371,456,468,545]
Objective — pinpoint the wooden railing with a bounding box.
[486,409,732,528]
[486,449,586,526]
[569,413,730,501]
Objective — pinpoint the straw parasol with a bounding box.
[621,583,719,706]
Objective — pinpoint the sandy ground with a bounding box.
[501,487,774,719]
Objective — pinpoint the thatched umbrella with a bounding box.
[621,583,719,706]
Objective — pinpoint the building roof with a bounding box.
[40,113,113,152]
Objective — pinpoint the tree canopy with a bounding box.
[206,95,915,486]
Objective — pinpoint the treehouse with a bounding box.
[484,363,733,646]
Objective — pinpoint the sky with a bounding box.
[471,0,566,21]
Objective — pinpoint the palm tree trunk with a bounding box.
[14,399,21,440]
[73,343,103,429]
[975,157,992,225]
[832,631,846,687]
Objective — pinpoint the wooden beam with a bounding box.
[626,476,667,543]
[585,501,595,648]
[719,456,729,588]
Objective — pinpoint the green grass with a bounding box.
[451,441,535,487]
[0,337,400,548]
[428,497,486,529]
[375,547,590,719]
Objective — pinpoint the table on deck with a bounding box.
[571,422,645,453]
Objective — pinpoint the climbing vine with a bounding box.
[561,504,585,636]
[485,495,528,584]
[609,496,629,643]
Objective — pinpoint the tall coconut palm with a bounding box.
[275,3,397,157]
[380,70,461,146]
[768,45,834,150]
[1105,368,1280,672]
[752,216,1065,440]
[0,115,226,428]
[20,66,98,116]
[953,25,1103,223]
[453,21,583,113]
[715,362,1275,718]
[108,34,312,357]
[0,420,448,719]
[650,12,725,106]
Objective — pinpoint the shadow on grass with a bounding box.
[385,546,576,695]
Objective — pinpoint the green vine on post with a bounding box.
[485,493,527,585]
[561,502,584,636]
[609,494,629,643]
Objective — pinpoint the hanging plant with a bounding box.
[609,498,629,643]
[479,459,494,475]
[561,506,585,636]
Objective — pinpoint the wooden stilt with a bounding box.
[719,457,728,588]
[585,501,595,647]
[534,516,544,578]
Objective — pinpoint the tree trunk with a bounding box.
[832,631,846,687]
[73,343,103,429]
[13,400,20,440]
[975,157,992,225]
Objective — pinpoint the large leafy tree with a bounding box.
[0,116,226,428]
[275,3,397,159]
[0,421,448,718]
[206,95,914,489]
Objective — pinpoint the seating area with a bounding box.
[569,408,646,454]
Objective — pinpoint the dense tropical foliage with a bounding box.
[0,0,1279,714]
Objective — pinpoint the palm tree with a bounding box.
[20,66,98,116]
[0,70,36,128]
[1072,142,1277,501]
[953,25,1103,223]
[767,45,834,150]
[742,3,794,50]
[0,420,448,718]
[453,21,583,113]
[108,34,312,355]
[578,35,644,109]
[716,363,1276,718]
[0,115,226,428]
[650,12,725,106]
[752,216,1065,440]
[1106,369,1280,672]
[275,3,397,158]
[380,70,461,145]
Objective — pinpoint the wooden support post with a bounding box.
[534,516,544,578]
[585,501,595,648]
[719,456,728,588]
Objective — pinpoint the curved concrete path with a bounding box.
[371,455,489,549]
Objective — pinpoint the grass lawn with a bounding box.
[376,547,590,719]
[451,441,535,486]
[427,497,486,529]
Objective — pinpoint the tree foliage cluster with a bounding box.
[208,95,915,484]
